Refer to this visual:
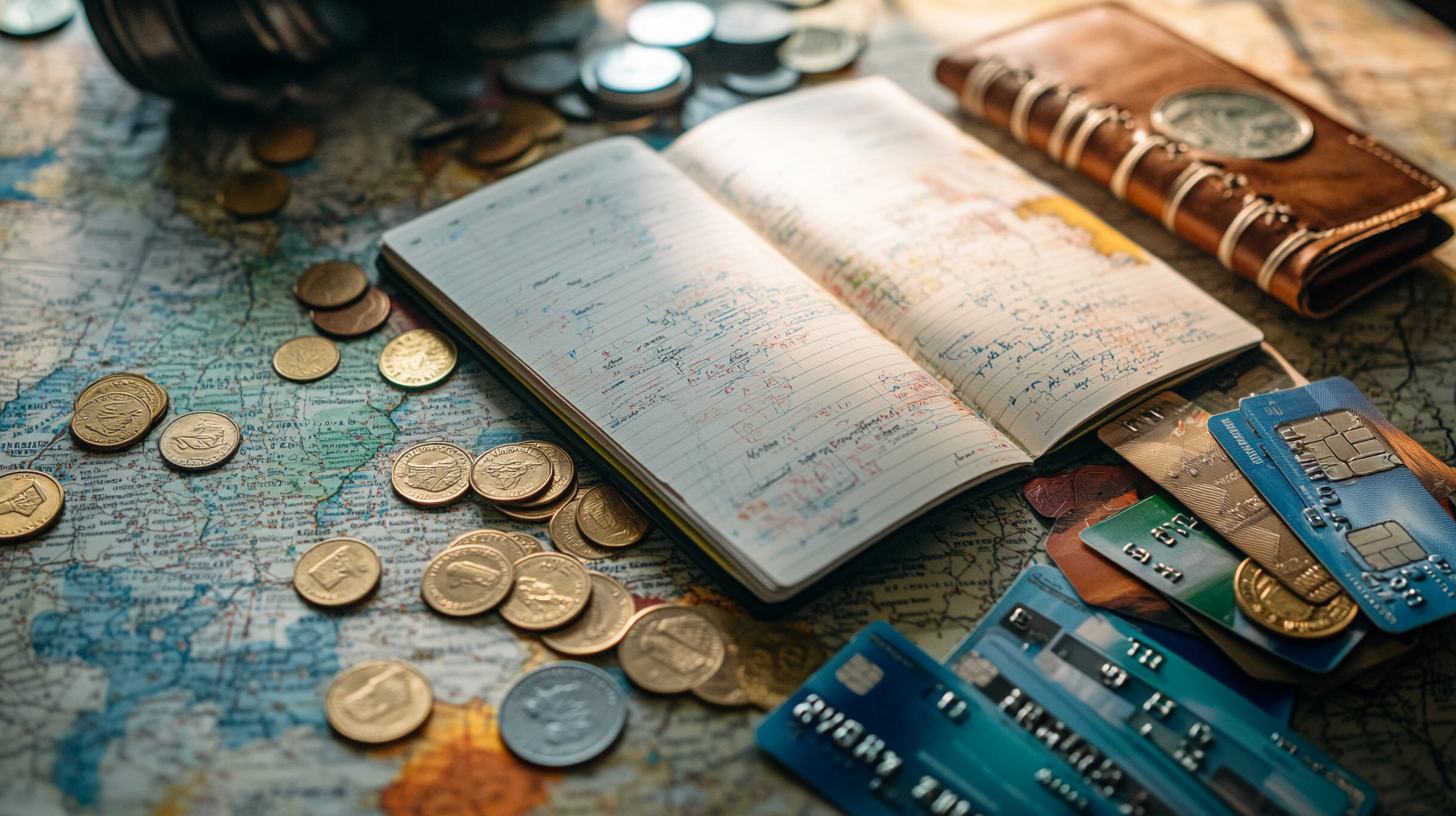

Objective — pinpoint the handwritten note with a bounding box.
[667,78,1262,457]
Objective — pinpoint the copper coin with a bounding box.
[463,124,534,166]
[295,260,368,309]
[75,372,168,425]
[250,122,319,165]
[70,391,152,451]
[500,99,566,141]
[311,286,392,337]
[220,169,290,217]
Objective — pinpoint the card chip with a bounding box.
[1276,410,1401,482]
[835,653,884,695]
[1347,521,1427,570]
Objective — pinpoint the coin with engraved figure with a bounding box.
[272,335,340,382]
[542,572,637,655]
[1233,559,1358,639]
[737,623,828,709]
[292,538,382,607]
[618,605,725,694]
[447,528,541,562]
[70,391,152,450]
[496,480,578,523]
[422,544,515,617]
[294,260,367,308]
[1152,85,1314,160]
[518,441,576,507]
[76,372,168,425]
[499,552,591,630]
[499,662,627,767]
[326,659,434,743]
[472,443,554,503]
[690,606,749,707]
[576,485,649,548]
[0,470,64,543]
[549,497,614,561]
[158,412,241,471]
[379,329,457,389]
[391,442,473,506]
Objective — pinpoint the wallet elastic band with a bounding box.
[962,57,1011,118]
[1258,229,1315,291]
[1009,77,1055,144]
[1219,198,1275,270]
[1111,134,1169,201]
[1046,95,1095,163]
[1063,105,1118,171]
[1162,162,1221,231]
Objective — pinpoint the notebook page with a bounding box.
[666,77,1263,459]
[381,138,1029,593]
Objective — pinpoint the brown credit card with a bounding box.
[1026,464,1198,634]
[1100,392,1344,604]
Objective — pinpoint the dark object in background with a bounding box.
[1407,0,1456,31]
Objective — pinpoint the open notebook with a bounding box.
[381,77,1263,602]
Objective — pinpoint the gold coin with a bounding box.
[737,623,828,709]
[495,480,578,523]
[379,329,457,389]
[0,470,65,543]
[1234,559,1358,639]
[471,443,553,503]
[158,412,241,471]
[618,605,726,694]
[421,544,515,617]
[463,124,534,166]
[518,441,576,507]
[70,391,152,450]
[294,260,368,309]
[500,99,566,141]
[491,142,545,177]
[272,335,340,382]
[250,122,319,165]
[311,286,392,337]
[391,442,473,506]
[576,485,649,548]
[549,497,614,561]
[325,659,433,743]
[690,606,750,707]
[498,552,591,630]
[292,537,382,607]
[76,373,168,425]
[447,528,541,563]
[220,169,290,217]
[542,571,637,655]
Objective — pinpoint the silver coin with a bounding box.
[589,44,693,111]
[0,0,74,36]
[723,66,801,97]
[776,26,864,74]
[1152,85,1314,160]
[712,1,793,47]
[499,662,627,767]
[553,90,597,121]
[627,1,715,50]
[503,50,582,96]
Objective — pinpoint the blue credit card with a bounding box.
[1210,383,1456,633]
[756,621,1142,816]
[945,566,1378,816]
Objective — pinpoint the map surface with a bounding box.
[2,1,1455,814]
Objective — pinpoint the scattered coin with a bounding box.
[627,1,715,50]
[448,528,541,563]
[712,1,793,47]
[553,91,596,121]
[499,552,592,630]
[422,544,515,617]
[576,485,649,548]
[0,469,65,543]
[325,659,433,743]
[472,443,554,503]
[777,26,864,74]
[492,143,546,177]
[495,482,578,523]
[272,336,340,382]
[736,623,828,709]
[250,122,319,165]
[158,412,241,471]
[70,391,152,451]
[0,0,74,37]
[293,537,382,607]
[618,605,725,694]
[463,124,534,167]
[503,50,581,97]
[590,44,692,111]
[1234,559,1359,639]
[549,497,615,561]
[499,662,627,767]
[501,99,568,141]
[294,260,368,309]
[542,572,637,655]
[414,111,492,145]
[391,442,474,506]
[379,329,457,389]
[690,606,750,707]
[311,286,392,337]
[723,67,801,97]
[220,169,290,217]
[518,441,576,507]
[75,372,168,425]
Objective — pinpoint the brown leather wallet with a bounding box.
[936,3,1452,317]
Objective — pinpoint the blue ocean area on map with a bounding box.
[0,148,59,201]
[31,565,340,805]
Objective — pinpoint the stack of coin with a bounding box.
[470,441,576,516]
[461,99,564,177]
[70,372,169,452]
[293,260,392,341]
[548,484,650,562]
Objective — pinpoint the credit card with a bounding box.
[1080,493,1367,674]
[945,567,1378,816]
[1216,379,1456,633]
[1100,392,1344,604]
[755,621,1144,816]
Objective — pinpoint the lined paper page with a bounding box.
[667,78,1262,458]
[382,139,1029,593]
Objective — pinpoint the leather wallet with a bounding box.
[936,3,1452,317]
